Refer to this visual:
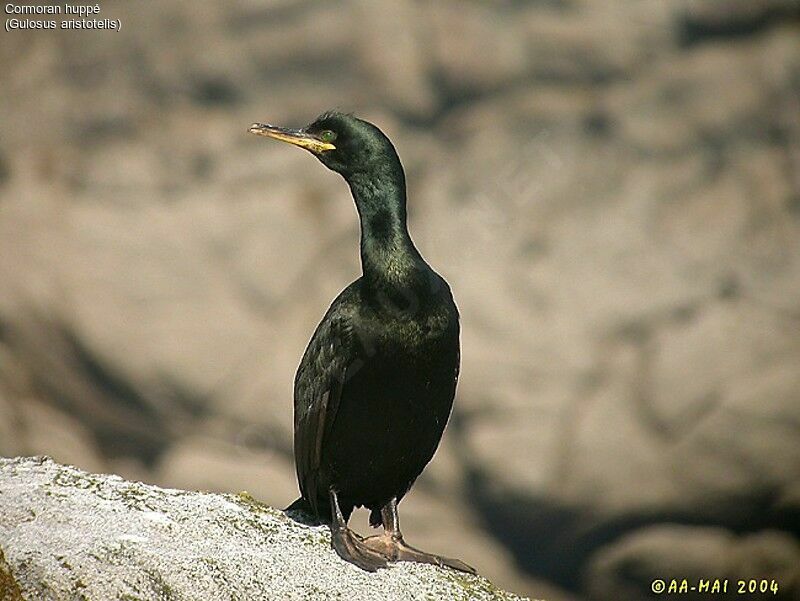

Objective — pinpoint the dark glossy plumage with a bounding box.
[291,113,459,521]
[251,111,471,573]
[295,266,459,523]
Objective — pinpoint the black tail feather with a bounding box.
[285,497,312,513]
[285,497,328,526]
[368,508,382,528]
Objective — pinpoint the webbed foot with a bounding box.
[362,534,476,574]
[331,527,390,572]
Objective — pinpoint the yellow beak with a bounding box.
[249,123,336,153]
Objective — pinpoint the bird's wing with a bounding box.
[293,294,356,516]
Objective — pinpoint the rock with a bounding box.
[0,457,531,601]
[0,548,24,601]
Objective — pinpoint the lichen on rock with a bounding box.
[0,547,24,601]
[0,457,532,601]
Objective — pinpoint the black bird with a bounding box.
[249,112,473,574]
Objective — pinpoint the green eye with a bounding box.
[319,130,337,143]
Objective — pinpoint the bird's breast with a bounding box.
[366,305,457,356]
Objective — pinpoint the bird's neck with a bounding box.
[348,172,427,291]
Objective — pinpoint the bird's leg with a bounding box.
[329,488,389,572]
[362,497,476,574]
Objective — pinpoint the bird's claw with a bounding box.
[331,527,390,572]
[361,534,476,574]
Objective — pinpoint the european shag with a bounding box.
[249,112,473,574]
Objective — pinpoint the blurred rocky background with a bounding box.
[1,1,800,599]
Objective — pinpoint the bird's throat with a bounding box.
[348,175,426,290]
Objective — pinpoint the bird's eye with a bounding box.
[319,130,337,143]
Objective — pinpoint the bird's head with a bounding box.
[249,111,401,180]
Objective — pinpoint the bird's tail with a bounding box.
[285,497,312,513]
[285,496,330,526]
